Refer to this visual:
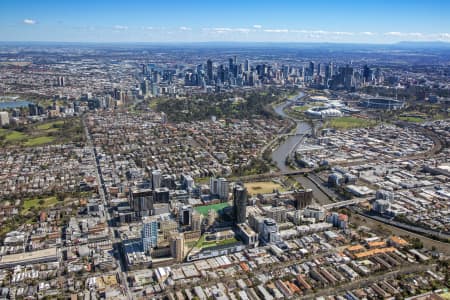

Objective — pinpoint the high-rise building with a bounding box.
[191,211,203,232]
[130,188,153,217]
[206,59,213,84]
[142,217,158,253]
[152,170,161,189]
[293,189,313,209]
[244,59,250,72]
[210,177,229,201]
[233,185,247,224]
[309,61,315,77]
[262,218,280,244]
[0,111,9,126]
[169,232,185,262]
[154,187,170,203]
[265,206,287,223]
[181,174,194,190]
[179,205,193,226]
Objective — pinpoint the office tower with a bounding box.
[262,218,280,243]
[228,58,234,73]
[317,63,321,76]
[363,65,373,84]
[191,211,203,232]
[294,189,313,210]
[142,217,158,253]
[170,232,185,262]
[0,112,9,126]
[152,170,161,189]
[244,59,250,72]
[181,174,194,190]
[130,188,153,217]
[206,59,213,84]
[342,65,354,89]
[28,103,38,116]
[309,61,315,77]
[179,205,193,226]
[266,206,287,223]
[233,185,247,224]
[159,217,178,240]
[154,187,170,203]
[209,177,229,201]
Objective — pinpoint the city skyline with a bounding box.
[1,0,450,43]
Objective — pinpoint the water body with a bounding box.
[271,92,333,205]
[271,92,311,171]
[0,100,32,109]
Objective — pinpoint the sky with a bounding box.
[1,0,450,43]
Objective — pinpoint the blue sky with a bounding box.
[1,0,449,43]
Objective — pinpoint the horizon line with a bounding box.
[1,40,450,46]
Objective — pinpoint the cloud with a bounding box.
[333,31,354,36]
[263,29,289,33]
[23,19,37,25]
[384,32,403,36]
[361,31,375,36]
[113,25,128,30]
[179,26,192,31]
[438,33,450,40]
[203,27,252,34]
[253,25,262,29]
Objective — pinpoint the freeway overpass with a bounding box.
[323,197,371,209]
[234,168,313,182]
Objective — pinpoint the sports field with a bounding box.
[195,202,230,216]
[245,181,284,196]
[327,116,377,130]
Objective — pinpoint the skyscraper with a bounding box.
[179,204,193,226]
[130,188,153,217]
[191,211,203,232]
[206,59,213,84]
[142,217,158,253]
[169,232,185,262]
[293,189,313,210]
[233,185,247,224]
[152,170,161,189]
[210,177,229,201]
[309,61,315,77]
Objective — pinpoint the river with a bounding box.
[0,100,32,109]
[271,91,333,205]
[271,92,311,171]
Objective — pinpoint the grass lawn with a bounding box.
[327,117,377,130]
[195,203,230,216]
[36,120,64,131]
[24,136,55,146]
[245,181,284,196]
[1,117,83,147]
[398,116,425,123]
[292,105,310,112]
[5,131,27,142]
[195,234,238,249]
[21,196,59,215]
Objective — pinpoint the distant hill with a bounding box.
[395,41,450,48]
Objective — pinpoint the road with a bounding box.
[355,209,450,243]
[350,213,450,255]
[83,117,133,300]
[301,264,435,299]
